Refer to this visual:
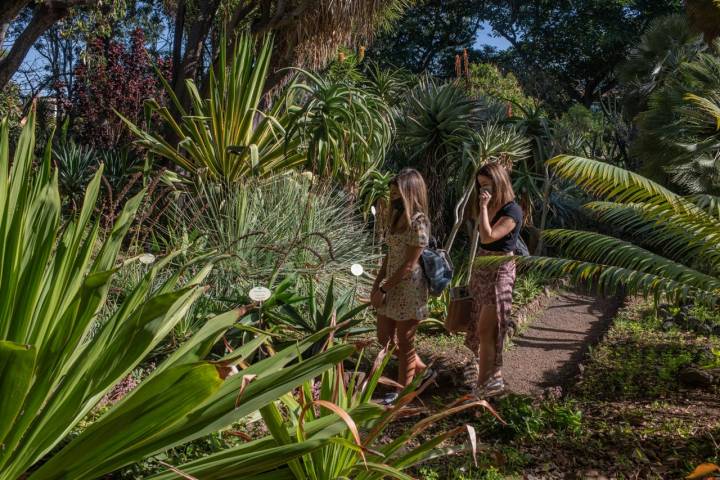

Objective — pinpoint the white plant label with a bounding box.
[249,286,272,302]
[139,253,156,265]
[370,206,377,217]
[350,264,364,277]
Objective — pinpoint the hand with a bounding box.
[479,190,492,208]
[371,288,386,309]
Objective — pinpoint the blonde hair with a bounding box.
[475,162,516,212]
[389,168,429,233]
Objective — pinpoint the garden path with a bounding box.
[501,292,619,396]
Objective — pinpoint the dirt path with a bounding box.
[502,292,619,396]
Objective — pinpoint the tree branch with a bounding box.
[0,0,91,89]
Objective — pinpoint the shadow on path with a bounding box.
[503,292,620,396]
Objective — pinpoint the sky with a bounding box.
[474,21,512,51]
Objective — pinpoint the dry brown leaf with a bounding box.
[687,463,720,479]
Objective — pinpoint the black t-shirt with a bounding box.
[480,201,523,252]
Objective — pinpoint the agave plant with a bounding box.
[149,348,502,480]
[119,34,304,182]
[477,155,720,305]
[288,69,394,194]
[53,140,98,206]
[260,277,372,354]
[0,112,353,480]
[167,173,375,300]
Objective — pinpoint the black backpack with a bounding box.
[515,236,530,256]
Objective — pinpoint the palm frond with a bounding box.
[547,155,681,204]
[542,229,720,290]
[583,201,720,270]
[474,255,718,305]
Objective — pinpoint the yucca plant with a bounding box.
[477,155,720,305]
[150,348,502,480]
[119,34,304,182]
[0,112,354,480]
[288,69,394,194]
[397,77,480,236]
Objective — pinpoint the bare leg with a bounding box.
[377,315,397,351]
[476,305,500,386]
[396,319,421,386]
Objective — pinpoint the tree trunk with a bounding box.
[534,164,552,255]
[172,0,221,111]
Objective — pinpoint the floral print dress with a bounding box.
[377,213,430,322]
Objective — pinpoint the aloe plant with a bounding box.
[0,112,353,480]
[119,34,304,182]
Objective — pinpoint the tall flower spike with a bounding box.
[455,54,461,78]
[359,46,366,61]
[463,48,470,78]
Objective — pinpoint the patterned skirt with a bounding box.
[464,248,516,367]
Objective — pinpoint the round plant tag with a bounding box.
[249,286,272,302]
[350,264,364,277]
[139,253,156,265]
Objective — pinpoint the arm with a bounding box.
[381,245,424,292]
[477,191,517,244]
[372,255,388,293]
[478,208,517,244]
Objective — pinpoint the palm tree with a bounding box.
[617,14,705,114]
[686,0,720,43]
[631,40,720,193]
[478,155,720,305]
[287,69,394,196]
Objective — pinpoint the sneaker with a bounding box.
[377,392,399,405]
[473,375,506,399]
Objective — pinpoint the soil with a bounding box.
[502,292,620,396]
[412,290,620,396]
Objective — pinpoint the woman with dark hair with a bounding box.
[371,168,431,405]
[465,163,523,398]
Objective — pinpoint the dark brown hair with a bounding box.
[476,163,515,212]
[389,168,429,233]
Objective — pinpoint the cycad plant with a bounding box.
[149,349,501,480]
[0,112,353,480]
[478,155,720,304]
[120,34,304,182]
[631,39,720,193]
[288,69,394,194]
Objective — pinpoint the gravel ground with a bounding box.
[502,292,620,396]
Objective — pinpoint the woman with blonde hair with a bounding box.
[466,163,523,398]
[371,168,431,405]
